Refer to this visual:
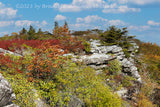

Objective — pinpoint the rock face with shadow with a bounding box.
[0,74,19,107]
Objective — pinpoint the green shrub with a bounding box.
[122,76,136,87]
[55,61,122,107]
[2,73,36,107]
[108,59,122,75]
[36,80,59,106]
[123,49,130,58]
[83,41,91,53]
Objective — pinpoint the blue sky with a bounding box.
[0,0,160,44]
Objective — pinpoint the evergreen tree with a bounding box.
[28,25,36,40]
[54,21,59,28]
[37,28,43,34]
[100,26,128,45]
[21,28,27,35]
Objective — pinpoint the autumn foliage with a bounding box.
[0,39,59,52]
[139,42,160,60]
[26,42,65,80]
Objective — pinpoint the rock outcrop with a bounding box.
[64,39,141,82]
[64,39,142,101]
[0,73,19,107]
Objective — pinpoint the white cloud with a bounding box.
[15,20,39,27]
[0,2,17,18]
[103,4,140,13]
[53,2,60,8]
[15,20,48,27]
[53,0,141,13]
[70,23,102,30]
[0,21,14,27]
[128,0,160,5]
[128,25,150,31]
[55,14,66,21]
[108,20,126,26]
[59,4,81,12]
[76,15,125,25]
[72,0,105,8]
[71,23,90,28]
[148,20,160,26]
[41,20,48,26]
[0,31,8,35]
[117,0,160,5]
[53,0,106,12]
[77,15,108,23]
[76,18,84,23]
[73,15,127,30]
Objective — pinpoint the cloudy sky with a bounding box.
[0,0,160,44]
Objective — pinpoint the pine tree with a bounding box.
[54,21,59,28]
[100,26,128,45]
[21,28,27,35]
[37,28,43,34]
[28,25,36,40]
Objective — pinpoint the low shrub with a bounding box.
[108,59,122,75]
[2,73,36,107]
[83,41,91,53]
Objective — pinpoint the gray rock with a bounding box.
[105,45,117,53]
[89,65,108,70]
[67,96,84,107]
[0,48,22,57]
[111,46,123,53]
[121,58,134,68]
[63,53,76,58]
[4,104,19,107]
[130,66,137,72]
[0,73,18,107]
[117,55,125,61]
[56,96,84,107]
[89,40,123,54]
[81,53,116,65]
[116,88,128,98]
[123,68,131,73]
[131,70,141,79]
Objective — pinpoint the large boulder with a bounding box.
[0,73,19,107]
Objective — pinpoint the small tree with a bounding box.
[100,26,128,45]
[53,22,70,38]
[37,28,43,34]
[27,25,36,40]
[20,28,27,35]
[64,20,68,28]
[54,21,59,28]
